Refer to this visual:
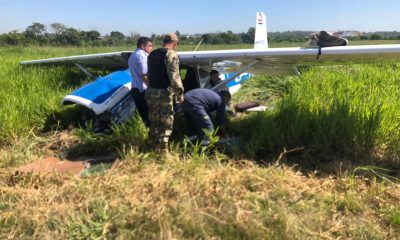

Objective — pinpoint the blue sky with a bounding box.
[1,0,400,36]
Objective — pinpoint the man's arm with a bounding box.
[166,50,184,102]
[138,53,149,86]
[141,74,149,85]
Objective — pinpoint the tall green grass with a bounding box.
[233,63,400,166]
[0,48,70,143]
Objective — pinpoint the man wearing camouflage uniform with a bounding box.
[146,33,183,155]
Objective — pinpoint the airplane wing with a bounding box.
[179,44,400,75]
[20,51,133,70]
[20,45,400,75]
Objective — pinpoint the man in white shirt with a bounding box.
[128,37,153,126]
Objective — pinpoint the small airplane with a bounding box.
[20,12,400,127]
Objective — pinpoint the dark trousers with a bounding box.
[182,101,214,139]
[131,88,149,126]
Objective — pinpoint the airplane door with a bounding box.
[181,66,200,93]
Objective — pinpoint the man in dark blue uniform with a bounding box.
[181,88,231,140]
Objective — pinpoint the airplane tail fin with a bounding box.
[254,11,268,49]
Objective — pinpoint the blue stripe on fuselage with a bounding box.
[224,72,253,87]
[70,70,131,104]
[70,70,252,106]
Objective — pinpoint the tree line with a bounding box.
[1,22,400,47]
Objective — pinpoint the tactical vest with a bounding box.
[148,48,170,89]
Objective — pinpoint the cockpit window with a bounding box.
[198,68,209,79]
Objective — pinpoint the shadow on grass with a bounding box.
[64,114,148,159]
[42,105,86,132]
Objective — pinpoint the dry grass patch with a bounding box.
[1,152,399,239]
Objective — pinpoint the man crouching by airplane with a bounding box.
[128,37,153,126]
[146,33,183,157]
[182,89,231,141]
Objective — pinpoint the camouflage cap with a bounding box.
[164,32,179,43]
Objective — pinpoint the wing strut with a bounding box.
[194,38,204,52]
[211,60,261,91]
[74,63,95,79]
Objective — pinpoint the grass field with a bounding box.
[1,42,400,239]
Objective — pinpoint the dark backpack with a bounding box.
[307,31,348,47]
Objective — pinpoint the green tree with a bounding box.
[24,22,46,38]
[87,30,101,41]
[106,31,126,45]
[81,30,101,41]
[247,27,255,41]
[126,33,141,47]
[60,28,81,46]
[370,34,384,40]
[110,31,125,39]
[202,34,211,44]
[218,30,240,44]
[50,23,67,36]
[2,30,26,45]
[24,22,48,45]
[239,28,255,44]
